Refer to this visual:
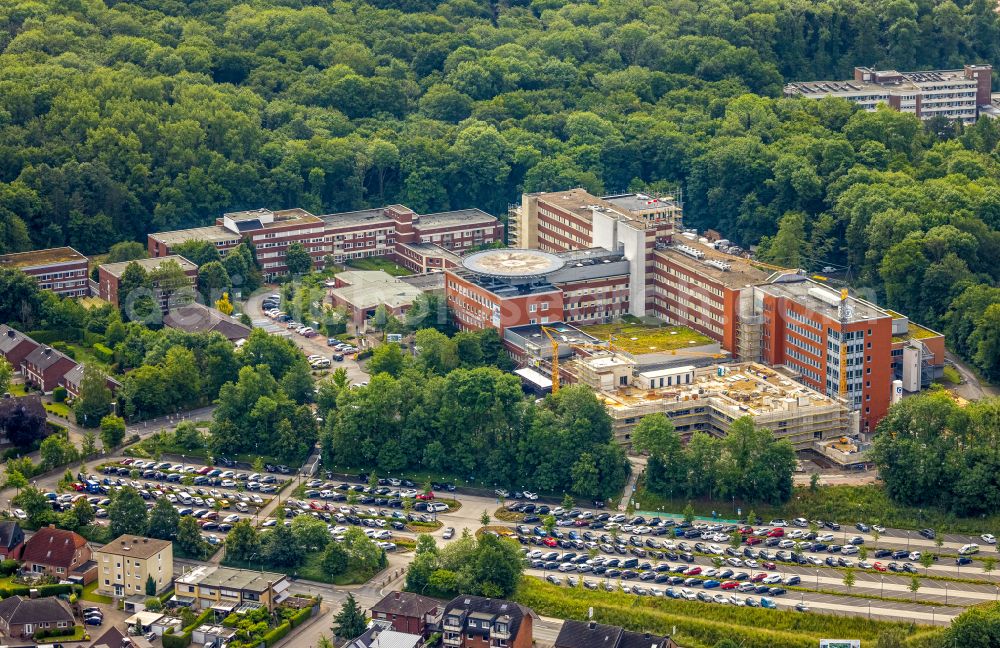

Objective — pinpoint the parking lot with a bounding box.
[490,502,1000,624]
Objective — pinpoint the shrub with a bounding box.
[52,343,75,359]
[162,630,191,648]
[92,343,114,363]
[34,625,77,640]
[262,621,291,647]
[288,606,313,628]
[52,386,67,402]
[0,559,19,576]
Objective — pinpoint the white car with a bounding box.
[960,544,980,555]
[223,514,240,523]
[816,533,834,542]
[12,509,27,520]
[769,519,788,527]
[982,534,997,545]
[523,491,538,500]
[763,574,782,584]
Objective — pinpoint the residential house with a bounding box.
[370,591,441,638]
[95,535,173,598]
[554,620,680,648]
[0,326,39,375]
[0,521,25,559]
[174,565,290,614]
[21,345,77,393]
[441,596,533,648]
[0,595,74,639]
[92,626,155,648]
[20,525,96,584]
[162,302,252,342]
[60,363,121,401]
[344,623,422,648]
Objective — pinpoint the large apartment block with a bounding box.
[148,205,502,280]
[0,247,90,297]
[441,595,532,648]
[784,64,994,123]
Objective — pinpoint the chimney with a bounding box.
[394,592,401,600]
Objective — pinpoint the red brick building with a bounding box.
[97,256,198,310]
[0,325,40,374]
[441,596,533,648]
[0,247,90,297]
[753,278,894,433]
[22,346,77,394]
[0,521,24,560]
[147,205,502,279]
[21,526,96,584]
[369,591,441,638]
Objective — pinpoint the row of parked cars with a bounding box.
[542,575,794,610]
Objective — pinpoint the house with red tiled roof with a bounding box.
[21,525,96,584]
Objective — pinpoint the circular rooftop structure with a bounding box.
[462,248,565,279]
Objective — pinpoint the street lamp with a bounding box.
[815,569,819,590]
[944,581,949,605]
[880,575,885,598]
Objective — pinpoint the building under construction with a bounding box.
[563,353,856,461]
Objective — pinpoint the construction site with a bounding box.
[504,321,863,465]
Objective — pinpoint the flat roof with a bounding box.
[576,361,845,417]
[654,241,773,289]
[462,249,565,278]
[514,367,553,389]
[319,209,394,229]
[602,193,680,214]
[578,323,714,354]
[176,566,286,592]
[330,271,423,310]
[150,225,240,246]
[100,255,197,278]
[448,267,562,298]
[785,68,978,97]
[0,247,87,269]
[757,277,890,323]
[506,322,601,348]
[419,208,497,228]
[98,535,171,559]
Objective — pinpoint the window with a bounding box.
[541,303,549,311]
[529,304,537,313]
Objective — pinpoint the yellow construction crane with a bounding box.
[539,326,562,394]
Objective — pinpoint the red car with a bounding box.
[873,562,887,572]
[720,581,739,590]
[767,528,784,537]
[71,482,86,492]
[198,466,212,475]
[737,525,754,535]
[574,519,590,527]
[750,573,767,582]
[684,566,702,576]
[543,537,558,547]
[745,536,763,546]
[762,561,776,570]
[416,492,435,500]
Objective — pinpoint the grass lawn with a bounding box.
[942,365,962,385]
[44,400,74,418]
[7,383,27,396]
[514,577,939,648]
[632,481,1000,536]
[345,257,413,276]
[64,343,114,373]
[579,322,714,354]
[82,581,113,604]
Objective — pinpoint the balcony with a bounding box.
[492,626,511,639]
[443,633,461,646]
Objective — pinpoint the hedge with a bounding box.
[52,342,75,359]
[92,342,114,363]
[34,625,78,640]
[161,607,214,648]
[288,606,313,628]
[28,329,81,344]
[162,630,191,648]
[263,621,291,647]
[0,583,80,598]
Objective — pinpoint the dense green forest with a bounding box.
[1,0,1000,377]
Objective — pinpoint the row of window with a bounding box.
[654,267,725,299]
